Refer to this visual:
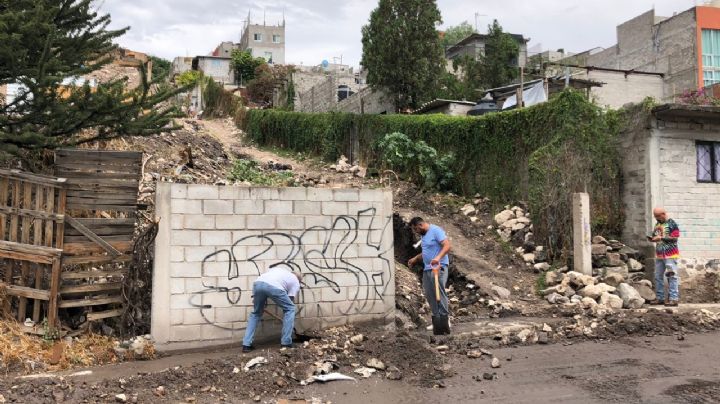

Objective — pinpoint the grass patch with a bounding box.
[535,271,548,296]
[228,159,295,186]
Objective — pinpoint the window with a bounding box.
[272,35,281,43]
[697,141,720,183]
[702,29,720,86]
[264,52,273,64]
[253,33,262,41]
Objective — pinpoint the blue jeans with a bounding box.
[422,266,449,317]
[655,258,680,302]
[242,281,296,346]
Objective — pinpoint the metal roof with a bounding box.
[413,99,477,114]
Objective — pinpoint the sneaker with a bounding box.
[280,344,295,349]
[665,300,679,307]
[242,345,254,353]
[646,299,662,305]
[426,324,434,331]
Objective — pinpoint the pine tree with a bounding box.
[361,0,445,111]
[0,0,183,155]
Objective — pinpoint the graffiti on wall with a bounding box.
[188,208,393,329]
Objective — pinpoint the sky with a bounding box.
[101,0,702,68]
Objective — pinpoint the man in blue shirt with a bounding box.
[407,217,452,332]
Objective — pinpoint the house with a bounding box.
[170,57,193,81]
[445,32,529,68]
[239,14,285,65]
[413,99,476,116]
[619,104,720,279]
[192,56,233,84]
[585,4,720,97]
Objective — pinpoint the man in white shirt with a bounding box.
[242,268,302,352]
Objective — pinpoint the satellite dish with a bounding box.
[321,60,329,68]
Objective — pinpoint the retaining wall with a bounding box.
[151,183,395,350]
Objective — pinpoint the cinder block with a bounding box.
[202,261,233,277]
[307,188,334,201]
[184,246,217,263]
[183,308,214,325]
[359,188,385,202]
[277,216,305,230]
[170,293,196,310]
[171,184,188,199]
[215,215,246,230]
[169,325,204,342]
[265,200,293,215]
[172,230,201,246]
[247,215,276,229]
[322,202,348,216]
[204,200,234,215]
[201,231,232,246]
[279,187,308,201]
[215,307,247,323]
[250,187,279,200]
[172,199,202,214]
[305,216,333,229]
[170,263,202,278]
[171,278,186,294]
[333,189,360,202]
[171,214,184,230]
[202,324,235,341]
[170,309,184,325]
[235,200,264,214]
[294,201,322,215]
[322,287,347,302]
[219,186,251,200]
[184,214,215,230]
[170,246,184,262]
[332,300,359,316]
[321,316,348,328]
[187,184,219,200]
[185,277,218,292]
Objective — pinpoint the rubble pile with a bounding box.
[587,235,646,280]
[329,155,366,178]
[541,268,651,310]
[491,206,550,270]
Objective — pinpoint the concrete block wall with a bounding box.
[152,183,395,350]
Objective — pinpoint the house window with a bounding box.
[264,52,273,64]
[702,29,720,86]
[272,35,281,43]
[697,141,720,183]
[253,33,262,41]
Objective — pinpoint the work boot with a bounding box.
[665,300,679,307]
[280,343,296,349]
[242,345,254,353]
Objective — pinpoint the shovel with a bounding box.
[263,309,316,343]
[431,264,451,335]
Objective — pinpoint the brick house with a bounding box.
[620,104,720,279]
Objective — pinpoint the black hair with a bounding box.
[409,217,424,227]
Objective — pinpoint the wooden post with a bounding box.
[573,193,592,275]
[47,187,66,330]
[33,185,45,322]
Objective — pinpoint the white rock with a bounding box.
[491,285,511,300]
[502,218,519,229]
[115,394,127,403]
[494,210,515,226]
[628,258,644,272]
[542,323,552,332]
[534,263,551,272]
[516,216,531,224]
[366,358,386,370]
[580,283,616,300]
[566,271,596,288]
[354,367,376,378]
[522,253,535,263]
[545,271,563,286]
[350,334,364,344]
[511,222,527,232]
[616,283,645,309]
[600,292,624,309]
[461,204,476,216]
[243,356,268,372]
[491,357,501,368]
[517,329,532,342]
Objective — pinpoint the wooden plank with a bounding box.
[56,149,143,159]
[9,180,19,243]
[65,226,135,237]
[62,240,133,256]
[63,177,140,186]
[64,204,138,212]
[56,161,142,172]
[64,234,133,243]
[61,269,127,280]
[0,283,51,300]
[62,254,132,266]
[66,196,138,205]
[18,182,33,321]
[44,187,55,248]
[65,215,122,257]
[0,240,62,259]
[61,282,123,294]
[73,218,136,227]
[56,171,141,181]
[33,185,45,323]
[58,295,123,308]
[87,308,124,321]
[47,187,66,330]
[0,205,65,222]
[0,176,8,240]
[0,169,66,188]
[66,186,140,195]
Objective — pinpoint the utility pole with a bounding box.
[474,12,487,32]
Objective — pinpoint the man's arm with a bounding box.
[407,253,423,268]
[430,239,451,267]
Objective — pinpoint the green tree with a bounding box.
[0,0,183,155]
[361,0,445,111]
[230,50,266,85]
[441,21,475,50]
[149,56,171,81]
[476,20,520,88]
[176,70,203,87]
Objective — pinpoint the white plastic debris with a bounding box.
[243,356,268,372]
[305,372,356,384]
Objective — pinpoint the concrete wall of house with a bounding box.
[240,23,285,65]
[587,8,698,96]
[197,58,233,84]
[295,75,368,113]
[581,70,665,108]
[152,183,395,351]
[171,57,193,79]
[336,87,395,115]
[421,103,473,116]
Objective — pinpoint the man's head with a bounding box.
[409,217,430,235]
[653,207,668,223]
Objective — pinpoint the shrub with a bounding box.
[376,132,454,190]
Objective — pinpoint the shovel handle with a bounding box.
[432,264,441,302]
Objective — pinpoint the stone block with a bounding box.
[184,214,215,230]
[322,202,348,216]
[219,186,250,200]
[359,189,385,202]
[183,308,214,325]
[247,215,276,229]
[172,199,202,214]
[278,187,307,200]
[170,278,186,294]
[202,324,235,341]
[294,201,322,215]
[203,200,234,215]
[170,184,188,199]
[184,246,217,263]
[214,215,246,230]
[334,189,360,202]
[170,263,201,278]
[171,214,184,229]
[170,294,196,310]
[187,184,219,199]
[202,262,232,277]
[250,187,279,200]
[201,231,232,246]
[170,246,184,262]
[305,216,333,228]
[264,200,293,215]
[322,316,349,328]
[186,277,217,292]
[277,216,305,230]
[235,199,264,214]
[307,188,334,201]
[170,309,184,325]
[171,231,200,246]
[169,325,204,342]
[322,287,347,302]
[214,307,247,323]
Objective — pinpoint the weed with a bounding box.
[228,159,294,187]
[535,271,548,296]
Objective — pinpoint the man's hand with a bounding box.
[407,257,416,268]
[430,257,440,268]
[652,236,662,242]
